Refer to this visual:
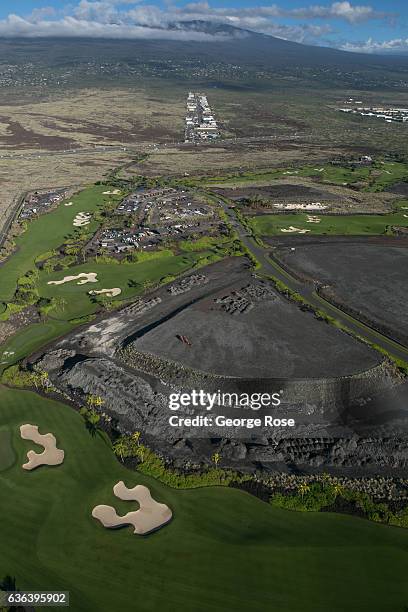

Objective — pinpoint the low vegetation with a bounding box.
[271,481,408,528]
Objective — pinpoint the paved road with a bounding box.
[0,145,132,161]
[222,202,408,364]
[0,190,27,250]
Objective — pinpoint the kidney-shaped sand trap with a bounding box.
[89,288,122,298]
[20,424,65,471]
[92,481,172,535]
[48,272,98,286]
[281,226,311,234]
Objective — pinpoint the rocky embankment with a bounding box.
[34,346,408,475]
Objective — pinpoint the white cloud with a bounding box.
[290,2,389,24]
[28,7,56,23]
[0,13,236,41]
[0,1,396,47]
[341,37,408,54]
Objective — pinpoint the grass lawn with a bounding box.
[0,185,123,303]
[249,201,408,237]
[1,387,408,612]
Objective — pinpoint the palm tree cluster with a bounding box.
[113,432,143,463]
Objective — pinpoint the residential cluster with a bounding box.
[19,189,68,220]
[185,92,220,142]
[88,187,225,256]
[338,100,408,124]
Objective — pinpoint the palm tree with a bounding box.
[80,406,100,437]
[136,445,145,463]
[39,371,49,391]
[132,431,141,446]
[43,260,54,275]
[211,452,221,467]
[93,396,104,409]
[87,394,100,408]
[88,408,101,435]
[142,279,154,292]
[55,297,67,313]
[113,438,128,462]
[298,483,311,498]
[0,575,16,591]
[332,484,343,498]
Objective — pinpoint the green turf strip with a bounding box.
[0,427,15,471]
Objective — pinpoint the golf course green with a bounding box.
[0,386,408,612]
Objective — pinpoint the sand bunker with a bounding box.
[92,481,172,535]
[64,201,74,207]
[20,424,64,471]
[103,189,121,195]
[307,215,321,224]
[274,203,327,211]
[89,288,122,298]
[48,272,98,286]
[73,212,92,227]
[281,226,311,234]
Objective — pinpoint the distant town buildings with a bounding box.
[185,92,220,142]
[338,99,408,124]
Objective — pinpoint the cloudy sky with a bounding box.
[0,1,406,54]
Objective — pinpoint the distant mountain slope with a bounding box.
[0,21,406,74]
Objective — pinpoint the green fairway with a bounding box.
[0,185,123,302]
[196,161,408,191]
[249,201,408,237]
[37,251,208,320]
[0,387,408,612]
